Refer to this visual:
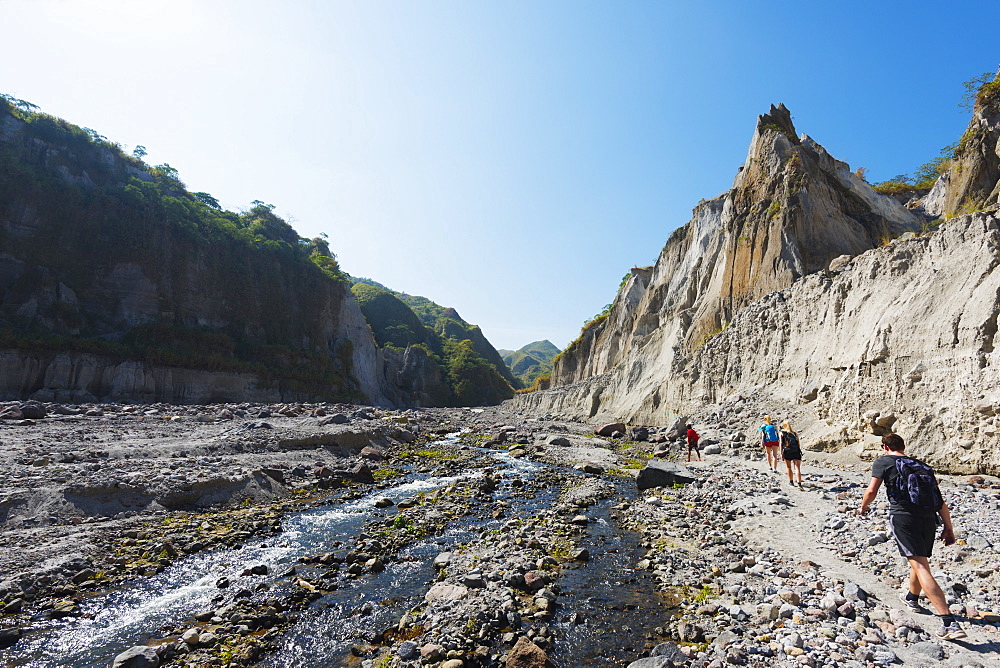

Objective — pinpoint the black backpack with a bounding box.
[886,456,943,512]
[782,431,799,449]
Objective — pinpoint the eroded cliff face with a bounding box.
[550,104,922,389]
[0,104,405,405]
[511,102,1000,473]
[676,210,1000,473]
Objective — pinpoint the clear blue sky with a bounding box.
[1,1,997,350]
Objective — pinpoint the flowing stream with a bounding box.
[4,434,671,667]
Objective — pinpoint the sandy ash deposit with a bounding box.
[1,399,999,668]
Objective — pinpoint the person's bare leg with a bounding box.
[793,460,802,484]
[785,459,793,483]
[907,556,950,615]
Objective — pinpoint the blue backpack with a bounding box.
[761,424,779,442]
[886,457,943,512]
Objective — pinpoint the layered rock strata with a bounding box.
[510,100,1000,473]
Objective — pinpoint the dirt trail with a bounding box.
[684,454,1000,665]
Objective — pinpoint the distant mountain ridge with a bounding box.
[349,279,516,404]
[501,340,561,388]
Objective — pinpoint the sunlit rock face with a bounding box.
[509,102,1000,474]
[925,67,1000,219]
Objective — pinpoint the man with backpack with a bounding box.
[859,433,965,640]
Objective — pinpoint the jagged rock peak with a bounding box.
[535,101,923,400]
[755,103,800,145]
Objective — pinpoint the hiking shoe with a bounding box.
[939,621,967,641]
[899,591,923,611]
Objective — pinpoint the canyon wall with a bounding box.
[0,99,403,405]
[509,81,1000,474]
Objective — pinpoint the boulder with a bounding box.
[625,658,676,668]
[636,460,696,490]
[259,467,285,483]
[424,583,468,602]
[0,627,23,650]
[19,401,47,419]
[360,446,385,461]
[505,636,555,668]
[650,641,688,662]
[0,407,23,420]
[829,254,852,272]
[664,417,688,440]
[349,463,374,483]
[112,646,160,668]
[595,422,626,437]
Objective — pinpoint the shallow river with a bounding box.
[5,434,671,667]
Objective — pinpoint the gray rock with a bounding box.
[871,648,897,665]
[966,532,992,549]
[909,641,944,659]
[664,417,688,440]
[398,640,419,660]
[829,254,852,272]
[19,402,47,419]
[112,646,160,668]
[626,658,675,668]
[712,629,739,648]
[650,641,687,662]
[259,467,285,483]
[0,627,23,650]
[703,444,722,455]
[462,573,486,588]
[636,461,696,490]
[844,581,868,602]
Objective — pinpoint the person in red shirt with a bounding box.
[685,425,701,462]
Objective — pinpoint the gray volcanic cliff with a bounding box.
[511,89,1000,474]
[0,100,405,406]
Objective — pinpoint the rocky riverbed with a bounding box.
[0,400,998,667]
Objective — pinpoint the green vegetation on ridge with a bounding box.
[501,340,561,388]
[870,71,999,197]
[0,94,362,399]
[350,281,515,405]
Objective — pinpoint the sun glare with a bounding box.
[42,0,202,44]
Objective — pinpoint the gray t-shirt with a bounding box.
[871,454,936,518]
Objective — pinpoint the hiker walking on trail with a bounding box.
[685,424,701,462]
[759,416,780,472]
[859,433,966,641]
[779,420,803,486]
